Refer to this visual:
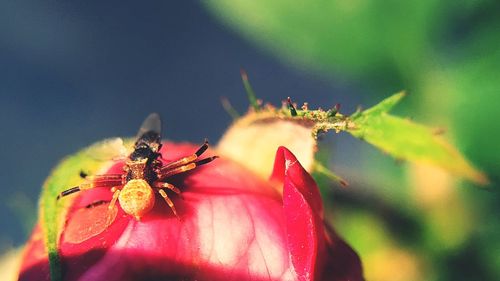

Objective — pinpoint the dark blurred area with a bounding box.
[1,1,499,280]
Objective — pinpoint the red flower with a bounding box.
[18,142,362,281]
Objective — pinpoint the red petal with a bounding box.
[19,142,363,281]
[271,147,325,281]
[58,143,293,280]
[271,147,323,218]
[322,224,364,281]
[18,225,50,281]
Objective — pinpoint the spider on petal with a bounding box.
[57,113,218,222]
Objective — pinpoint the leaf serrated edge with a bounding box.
[359,91,406,117]
[347,92,489,185]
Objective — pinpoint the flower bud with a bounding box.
[18,142,362,281]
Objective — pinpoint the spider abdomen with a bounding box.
[119,179,155,220]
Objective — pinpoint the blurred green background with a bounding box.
[205,1,499,281]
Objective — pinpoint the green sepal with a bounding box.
[219,91,488,186]
[240,70,261,111]
[39,138,128,281]
[312,161,348,188]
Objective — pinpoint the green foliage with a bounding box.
[448,19,500,178]
[205,0,440,80]
[347,93,488,185]
[39,138,127,281]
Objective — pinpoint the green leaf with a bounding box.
[39,138,128,281]
[359,91,405,117]
[218,91,487,185]
[347,93,488,185]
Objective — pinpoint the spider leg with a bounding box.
[158,189,179,218]
[109,187,120,209]
[56,174,123,200]
[194,156,218,167]
[160,139,209,171]
[106,187,121,226]
[154,182,181,195]
[158,156,218,180]
[84,174,125,182]
[57,186,81,200]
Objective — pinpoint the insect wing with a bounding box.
[136,112,162,141]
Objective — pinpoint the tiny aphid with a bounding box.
[57,113,217,222]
